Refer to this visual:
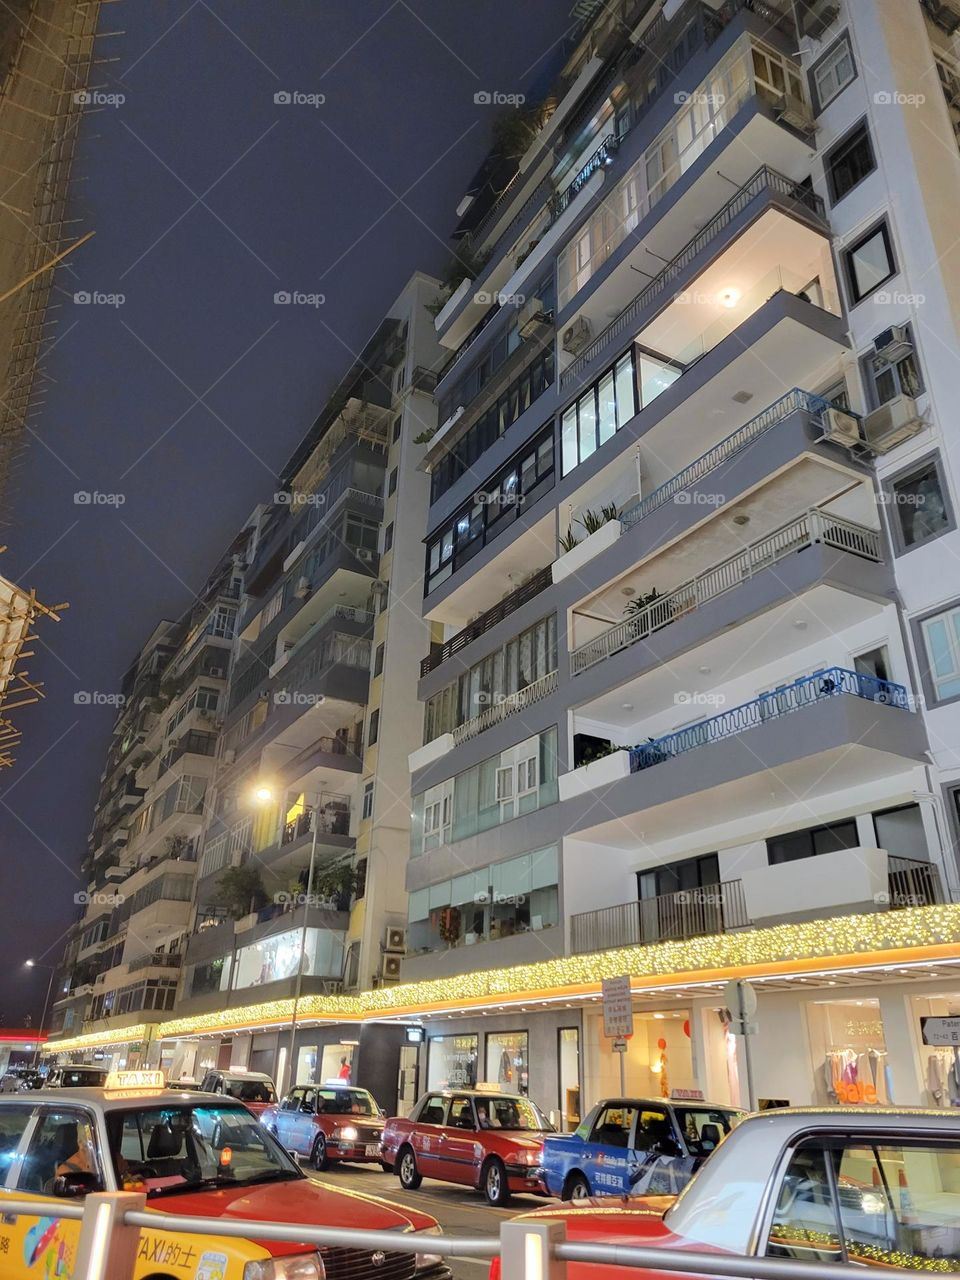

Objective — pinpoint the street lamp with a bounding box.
[253,783,321,1093]
[24,960,55,1066]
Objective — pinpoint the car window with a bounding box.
[18,1108,101,1196]
[315,1089,376,1116]
[224,1078,275,1103]
[282,1089,303,1112]
[419,1095,447,1126]
[0,1105,35,1186]
[767,1145,843,1261]
[635,1109,676,1153]
[300,1089,318,1113]
[448,1096,475,1130]
[591,1104,638,1149]
[673,1108,739,1155]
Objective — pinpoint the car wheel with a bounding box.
[482,1157,511,1207]
[564,1172,591,1202]
[311,1134,329,1172]
[398,1146,422,1190]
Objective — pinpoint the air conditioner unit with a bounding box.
[293,575,311,600]
[518,300,551,339]
[801,0,839,38]
[773,93,816,133]
[222,748,236,765]
[356,548,377,564]
[208,666,226,679]
[384,925,407,954]
[862,396,925,453]
[562,316,593,355]
[380,953,403,982]
[874,325,914,363]
[821,407,861,449]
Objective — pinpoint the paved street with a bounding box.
[306,1163,557,1279]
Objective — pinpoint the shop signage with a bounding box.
[602,975,634,1039]
[671,1087,705,1101]
[405,1026,425,1045]
[920,1016,960,1047]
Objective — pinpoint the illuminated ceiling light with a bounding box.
[717,287,740,308]
[253,785,274,804]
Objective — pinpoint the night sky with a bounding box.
[0,0,573,1025]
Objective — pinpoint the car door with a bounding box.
[439,1095,479,1186]
[289,1087,318,1156]
[413,1093,448,1178]
[628,1106,687,1195]
[274,1087,303,1149]
[584,1103,639,1194]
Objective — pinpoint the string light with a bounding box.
[48,903,960,1053]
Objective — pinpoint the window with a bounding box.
[0,1104,34,1175]
[766,820,859,865]
[844,220,896,304]
[383,522,394,554]
[367,709,379,747]
[426,1036,478,1092]
[262,590,283,628]
[854,646,890,684]
[590,1104,638,1149]
[393,415,402,442]
[374,642,384,678]
[766,1145,840,1261]
[561,351,647,475]
[361,780,374,820]
[861,324,923,409]
[887,454,953,553]
[920,603,960,703]
[486,1031,528,1094]
[825,121,875,203]
[448,1095,476,1129]
[19,1108,102,1195]
[810,31,856,111]
[422,787,452,846]
[388,467,398,497]
[418,1094,448,1125]
[873,802,926,861]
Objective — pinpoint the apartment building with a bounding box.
[401,0,960,1117]
[47,524,255,1062]
[157,275,440,1099]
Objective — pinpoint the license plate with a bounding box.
[366,1143,380,1157]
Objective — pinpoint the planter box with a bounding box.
[553,519,621,584]
[559,749,631,800]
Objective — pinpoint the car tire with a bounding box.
[563,1172,591,1202]
[311,1134,329,1172]
[398,1146,422,1190]
[482,1157,511,1207]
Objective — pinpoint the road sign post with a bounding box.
[723,979,758,1111]
[602,975,634,1094]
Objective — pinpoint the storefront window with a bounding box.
[233,927,346,990]
[807,999,889,1105]
[427,1034,478,1091]
[559,1028,581,1131]
[486,1031,528,1095]
[320,1043,355,1085]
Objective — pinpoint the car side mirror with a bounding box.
[53,1171,102,1198]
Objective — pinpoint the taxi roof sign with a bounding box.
[104,1069,165,1092]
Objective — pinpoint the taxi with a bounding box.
[381,1086,554,1207]
[488,1106,960,1279]
[261,1084,386,1170]
[0,1070,450,1280]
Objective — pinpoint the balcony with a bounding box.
[125,952,183,974]
[571,509,881,675]
[630,668,910,774]
[420,566,552,677]
[570,880,749,954]
[451,669,558,746]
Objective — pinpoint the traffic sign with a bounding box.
[612,1038,628,1053]
[602,975,634,1039]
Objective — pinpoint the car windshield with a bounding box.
[316,1089,377,1115]
[475,1096,553,1132]
[106,1104,300,1198]
[60,1069,106,1087]
[223,1079,276,1103]
[674,1107,743,1156]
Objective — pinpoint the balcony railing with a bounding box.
[888,856,946,908]
[619,389,853,530]
[570,880,749,953]
[629,667,911,773]
[571,509,880,674]
[560,166,826,388]
[451,669,558,745]
[281,795,351,846]
[126,952,183,973]
[420,566,553,676]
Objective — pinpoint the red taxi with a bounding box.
[261,1083,387,1169]
[382,1087,554,1206]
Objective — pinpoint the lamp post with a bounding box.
[24,960,55,1066]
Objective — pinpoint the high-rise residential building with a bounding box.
[397,0,960,1117]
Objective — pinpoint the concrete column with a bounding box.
[877,987,924,1106]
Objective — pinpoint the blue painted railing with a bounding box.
[629,667,910,773]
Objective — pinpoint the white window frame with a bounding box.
[812,32,856,110]
[517,756,539,797]
[921,606,960,703]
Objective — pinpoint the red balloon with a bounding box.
[657,1037,667,1050]
[683,1020,690,1038]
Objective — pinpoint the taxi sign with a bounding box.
[104,1069,165,1091]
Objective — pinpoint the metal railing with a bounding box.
[571,509,881,674]
[125,951,183,973]
[11,1189,933,1280]
[451,669,558,744]
[420,565,553,675]
[571,879,749,953]
[889,855,946,908]
[629,667,911,773]
[280,795,351,845]
[561,165,825,389]
[619,389,855,529]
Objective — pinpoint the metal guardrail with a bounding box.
[12,1190,960,1280]
[451,669,558,744]
[420,565,553,675]
[629,666,911,772]
[561,165,826,389]
[571,879,749,953]
[619,389,854,530]
[571,508,880,674]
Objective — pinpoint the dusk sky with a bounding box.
[0,0,572,1024]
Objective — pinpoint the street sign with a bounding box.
[602,975,634,1039]
[921,1016,960,1046]
[612,1038,628,1053]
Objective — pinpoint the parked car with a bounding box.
[261,1083,387,1169]
[382,1087,554,1206]
[198,1067,277,1115]
[0,1066,42,1093]
[42,1065,108,1089]
[537,1096,743,1200]
[0,1073,450,1280]
[489,1107,960,1279]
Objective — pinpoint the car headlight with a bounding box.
[243,1252,325,1280]
[415,1224,443,1270]
[333,1124,358,1142]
